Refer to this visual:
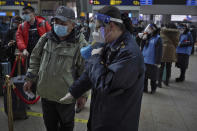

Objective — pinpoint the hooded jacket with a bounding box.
[26,26,88,104]
[160,28,180,62]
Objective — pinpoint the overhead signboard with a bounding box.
[153,0,186,5]
[140,0,153,5]
[186,0,197,6]
[0,0,31,6]
[93,0,140,6]
[171,15,192,21]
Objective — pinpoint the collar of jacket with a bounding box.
[46,25,82,44]
[106,31,130,50]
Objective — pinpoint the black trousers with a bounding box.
[159,62,172,84]
[179,68,186,80]
[41,98,75,131]
[144,75,157,92]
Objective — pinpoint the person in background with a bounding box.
[16,6,51,99]
[16,6,51,59]
[176,24,193,82]
[4,16,23,67]
[190,25,196,55]
[142,24,162,94]
[83,21,91,42]
[0,18,10,35]
[88,18,96,43]
[158,23,179,87]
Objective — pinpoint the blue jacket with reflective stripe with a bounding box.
[176,32,193,55]
[142,35,162,65]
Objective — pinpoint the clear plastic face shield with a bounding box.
[144,24,156,34]
[138,24,156,40]
[92,13,123,43]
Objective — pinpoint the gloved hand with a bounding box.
[23,81,33,93]
[59,93,74,102]
[138,33,144,39]
[80,45,93,60]
[8,40,16,46]
[91,48,103,56]
[22,49,29,57]
[154,64,160,68]
[138,33,148,40]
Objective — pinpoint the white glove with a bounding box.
[142,34,148,40]
[91,48,103,56]
[59,93,74,102]
[138,33,144,39]
[8,40,15,46]
[138,33,148,40]
[22,49,29,57]
[154,64,160,68]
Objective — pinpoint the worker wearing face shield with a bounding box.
[141,24,163,94]
[60,6,145,131]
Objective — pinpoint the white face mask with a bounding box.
[92,28,105,43]
[180,29,184,34]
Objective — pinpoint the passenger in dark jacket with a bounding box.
[4,16,22,66]
[60,6,145,131]
[142,24,162,94]
[176,24,193,82]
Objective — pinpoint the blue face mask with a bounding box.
[54,24,68,37]
[22,14,31,22]
[76,22,81,26]
[12,23,18,28]
[5,21,10,24]
[89,23,95,28]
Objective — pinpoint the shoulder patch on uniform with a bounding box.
[120,41,125,48]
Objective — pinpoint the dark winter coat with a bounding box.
[4,28,17,64]
[69,31,145,131]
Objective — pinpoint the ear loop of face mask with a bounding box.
[100,27,105,40]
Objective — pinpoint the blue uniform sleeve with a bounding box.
[69,70,92,99]
[87,51,144,96]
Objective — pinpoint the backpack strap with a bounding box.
[21,22,25,31]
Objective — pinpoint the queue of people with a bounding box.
[137,22,195,94]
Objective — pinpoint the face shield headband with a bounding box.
[94,13,123,25]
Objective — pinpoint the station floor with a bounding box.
[0,53,197,131]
